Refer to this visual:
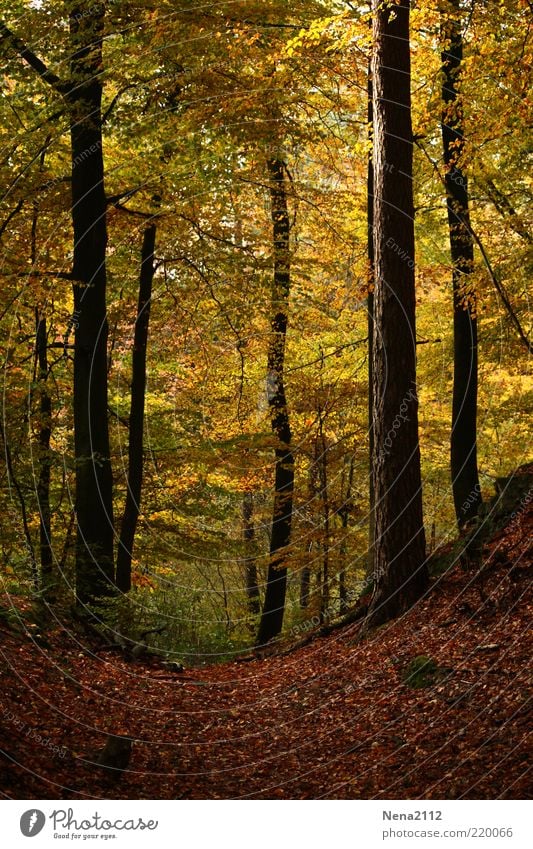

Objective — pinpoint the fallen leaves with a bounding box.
[0,500,530,800]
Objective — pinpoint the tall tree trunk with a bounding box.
[69,5,115,602]
[364,0,428,629]
[116,223,156,592]
[243,490,261,615]
[0,420,38,585]
[31,146,53,595]
[366,53,375,575]
[441,0,482,529]
[317,410,330,620]
[338,453,354,615]
[35,310,53,593]
[256,158,294,645]
[300,551,311,610]
[0,13,113,601]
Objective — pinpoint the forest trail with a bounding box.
[0,493,530,800]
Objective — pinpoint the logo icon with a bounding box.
[20,810,46,837]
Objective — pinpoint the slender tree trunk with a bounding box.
[338,564,347,614]
[256,158,294,645]
[338,453,354,614]
[300,552,311,610]
[317,414,330,620]
[69,5,115,602]
[243,490,261,615]
[441,0,482,529]
[303,454,320,612]
[0,420,38,585]
[59,510,76,575]
[364,0,428,630]
[116,223,156,592]
[35,310,53,592]
[31,146,53,594]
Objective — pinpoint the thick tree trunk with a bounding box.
[0,14,114,600]
[35,310,53,592]
[367,56,375,574]
[69,5,114,602]
[364,0,428,629]
[243,491,261,615]
[441,0,482,529]
[116,223,156,592]
[256,158,294,645]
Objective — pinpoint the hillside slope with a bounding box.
[0,489,531,800]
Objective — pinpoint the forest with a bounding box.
[0,0,531,801]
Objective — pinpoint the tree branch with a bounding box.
[0,21,70,95]
[16,269,73,281]
[416,139,532,354]
[0,199,23,238]
[477,176,532,245]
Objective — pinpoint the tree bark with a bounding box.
[116,223,156,592]
[338,453,354,615]
[0,420,38,585]
[35,310,53,592]
[256,158,294,645]
[69,4,115,602]
[243,491,261,616]
[0,13,114,600]
[441,0,482,528]
[31,147,53,595]
[367,53,375,574]
[364,0,428,630]
[300,556,311,609]
[316,409,330,620]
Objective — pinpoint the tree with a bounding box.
[256,158,295,645]
[440,0,482,528]
[116,221,157,592]
[0,0,529,654]
[1,7,116,603]
[34,308,53,593]
[69,4,115,602]
[366,50,375,573]
[364,0,428,629]
[30,145,53,595]
[243,491,261,616]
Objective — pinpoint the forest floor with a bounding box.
[0,488,531,800]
